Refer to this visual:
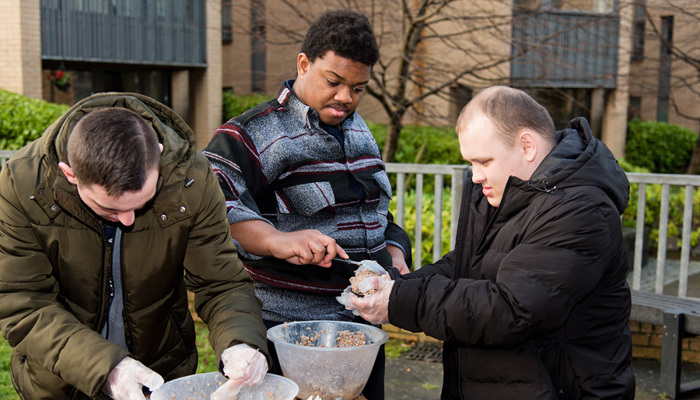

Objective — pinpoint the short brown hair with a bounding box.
[457,86,556,148]
[66,108,161,196]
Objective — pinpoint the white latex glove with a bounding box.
[210,343,268,400]
[105,356,164,400]
[347,276,394,324]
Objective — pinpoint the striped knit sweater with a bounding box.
[203,82,410,320]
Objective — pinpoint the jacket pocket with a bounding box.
[276,181,335,216]
[146,309,196,381]
[11,351,75,399]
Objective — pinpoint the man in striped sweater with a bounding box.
[203,9,411,400]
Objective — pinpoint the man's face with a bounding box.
[73,168,159,226]
[459,111,529,208]
[293,51,371,126]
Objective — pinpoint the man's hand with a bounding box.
[230,221,347,267]
[210,344,268,400]
[347,276,394,324]
[387,244,410,275]
[105,357,164,400]
[268,229,347,268]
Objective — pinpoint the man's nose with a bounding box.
[471,165,485,184]
[117,211,136,226]
[335,86,353,104]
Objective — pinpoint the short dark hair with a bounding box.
[300,9,379,66]
[457,86,556,147]
[66,108,161,196]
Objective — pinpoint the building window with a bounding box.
[222,0,232,44]
[656,15,672,122]
[628,96,642,120]
[660,15,674,55]
[631,0,646,62]
[250,1,266,93]
[657,96,669,122]
[449,85,472,124]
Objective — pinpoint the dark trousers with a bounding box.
[264,318,385,400]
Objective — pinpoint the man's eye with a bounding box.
[354,86,365,94]
[327,80,339,87]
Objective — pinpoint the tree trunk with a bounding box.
[686,134,700,175]
[382,114,404,163]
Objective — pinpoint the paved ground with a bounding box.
[384,346,700,399]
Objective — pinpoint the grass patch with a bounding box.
[0,335,19,400]
[194,322,217,373]
[385,338,416,359]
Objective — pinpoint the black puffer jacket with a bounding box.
[390,118,635,399]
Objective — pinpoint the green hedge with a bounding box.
[0,89,69,150]
[625,119,697,174]
[222,91,270,123]
[367,122,461,165]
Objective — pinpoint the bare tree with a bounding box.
[232,0,622,162]
[623,0,700,173]
[646,1,700,173]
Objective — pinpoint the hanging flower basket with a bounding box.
[47,70,71,91]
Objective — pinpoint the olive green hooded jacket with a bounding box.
[0,93,268,399]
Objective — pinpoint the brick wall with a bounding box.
[630,320,700,363]
[0,0,41,98]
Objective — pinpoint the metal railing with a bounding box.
[40,0,206,67]
[1,150,697,298]
[0,150,14,167]
[511,10,619,88]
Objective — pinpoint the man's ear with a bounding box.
[159,143,164,153]
[296,53,310,80]
[58,162,78,185]
[519,131,538,163]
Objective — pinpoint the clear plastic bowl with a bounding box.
[149,372,298,400]
[267,320,388,400]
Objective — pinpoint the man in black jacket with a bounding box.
[345,86,635,399]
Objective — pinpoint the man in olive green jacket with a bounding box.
[0,93,269,399]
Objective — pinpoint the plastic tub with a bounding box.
[149,372,298,400]
[267,320,388,400]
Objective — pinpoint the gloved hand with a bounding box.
[347,275,394,324]
[210,343,268,400]
[105,356,164,400]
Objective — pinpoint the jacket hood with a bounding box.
[41,92,197,188]
[511,117,629,215]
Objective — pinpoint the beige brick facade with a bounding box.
[190,0,223,149]
[0,0,42,99]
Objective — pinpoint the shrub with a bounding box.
[367,122,462,165]
[222,91,270,123]
[0,89,69,150]
[625,119,697,174]
[391,189,453,268]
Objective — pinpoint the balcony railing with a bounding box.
[510,10,619,88]
[40,0,206,67]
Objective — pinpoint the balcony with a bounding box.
[510,9,619,88]
[40,0,206,67]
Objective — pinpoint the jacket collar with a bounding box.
[276,80,358,132]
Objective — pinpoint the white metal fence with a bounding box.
[2,150,698,298]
